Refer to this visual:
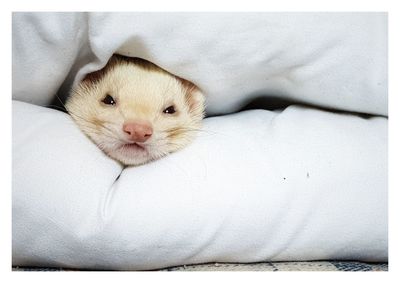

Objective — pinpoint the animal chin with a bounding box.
[109,142,152,165]
[119,142,148,154]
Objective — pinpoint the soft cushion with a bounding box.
[12,101,387,270]
[12,12,387,116]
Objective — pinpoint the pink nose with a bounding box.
[123,121,153,142]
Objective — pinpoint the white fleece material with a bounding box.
[12,101,387,270]
[12,12,387,116]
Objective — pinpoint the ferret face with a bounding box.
[66,55,205,166]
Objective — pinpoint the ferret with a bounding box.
[65,54,205,166]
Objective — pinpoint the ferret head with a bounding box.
[66,55,205,166]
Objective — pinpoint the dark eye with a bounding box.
[163,105,176,114]
[102,94,116,106]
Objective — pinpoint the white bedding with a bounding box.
[12,12,388,270]
[12,12,387,116]
[12,101,387,270]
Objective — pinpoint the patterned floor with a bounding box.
[13,261,388,271]
[161,261,388,271]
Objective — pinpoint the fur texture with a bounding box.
[66,55,205,166]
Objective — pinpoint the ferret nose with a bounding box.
[123,121,153,142]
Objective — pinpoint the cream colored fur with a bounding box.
[66,56,205,166]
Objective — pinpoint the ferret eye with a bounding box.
[102,94,116,106]
[163,105,176,114]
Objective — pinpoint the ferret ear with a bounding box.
[178,78,206,115]
[82,68,106,85]
[186,88,205,115]
[82,55,120,85]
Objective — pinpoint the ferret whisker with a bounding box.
[70,113,116,136]
[65,54,205,166]
[68,112,95,124]
[47,104,67,112]
[117,107,127,120]
[54,94,69,109]
[76,122,117,140]
[185,128,222,137]
[98,123,117,135]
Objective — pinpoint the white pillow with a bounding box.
[12,12,387,116]
[12,101,387,270]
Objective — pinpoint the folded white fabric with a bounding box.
[12,100,387,270]
[12,12,387,116]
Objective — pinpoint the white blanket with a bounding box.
[12,101,387,270]
[12,12,388,270]
[12,12,387,116]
